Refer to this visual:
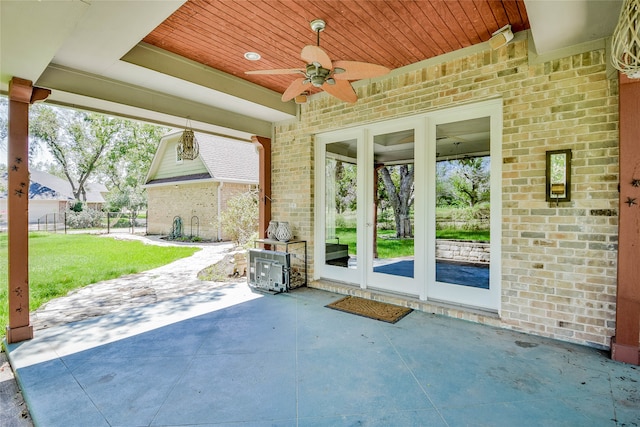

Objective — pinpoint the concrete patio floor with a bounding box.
[5,281,640,426]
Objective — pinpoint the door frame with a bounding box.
[364,116,425,298]
[425,99,503,312]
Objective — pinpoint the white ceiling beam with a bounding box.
[37,64,273,138]
[122,43,296,116]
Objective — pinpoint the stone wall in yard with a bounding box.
[436,240,490,264]
[272,34,619,349]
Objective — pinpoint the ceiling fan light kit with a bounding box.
[246,18,390,103]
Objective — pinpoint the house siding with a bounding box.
[272,37,619,349]
[153,138,208,180]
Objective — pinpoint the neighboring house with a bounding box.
[144,130,258,241]
[0,170,107,223]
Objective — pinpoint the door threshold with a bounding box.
[311,279,500,325]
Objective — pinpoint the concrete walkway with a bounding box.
[31,235,238,330]
[4,236,640,426]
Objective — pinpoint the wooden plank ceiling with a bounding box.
[143,0,529,95]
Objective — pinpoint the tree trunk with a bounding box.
[379,165,414,238]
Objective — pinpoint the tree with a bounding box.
[30,105,123,201]
[379,164,414,237]
[0,96,42,159]
[28,104,166,212]
[0,96,7,152]
[450,157,490,207]
[334,160,357,213]
[100,122,166,215]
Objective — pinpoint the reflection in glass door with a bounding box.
[435,118,490,289]
[324,139,358,271]
[370,129,415,279]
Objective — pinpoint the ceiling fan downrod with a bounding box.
[310,19,325,46]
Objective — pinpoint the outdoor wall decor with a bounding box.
[546,149,572,204]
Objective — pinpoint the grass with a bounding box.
[333,227,490,259]
[435,229,490,241]
[0,232,199,338]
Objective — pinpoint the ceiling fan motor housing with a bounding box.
[306,63,331,87]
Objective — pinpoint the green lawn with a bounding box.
[333,227,490,258]
[1,233,199,338]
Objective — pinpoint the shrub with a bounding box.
[65,208,103,229]
[70,200,84,212]
[219,190,258,246]
[451,203,490,231]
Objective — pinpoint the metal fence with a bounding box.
[34,211,147,234]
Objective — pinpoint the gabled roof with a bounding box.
[145,130,258,186]
[197,132,258,183]
[0,170,106,203]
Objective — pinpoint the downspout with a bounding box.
[251,136,271,238]
[217,181,224,241]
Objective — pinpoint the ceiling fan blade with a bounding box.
[323,79,357,103]
[245,69,305,75]
[301,45,332,69]
[332,61,391,80]
[282,78,312,102]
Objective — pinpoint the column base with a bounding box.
[6,324,33,344]
[611,336,640,365]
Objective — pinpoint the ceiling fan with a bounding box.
[245,19,390,103]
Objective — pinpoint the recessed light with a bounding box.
[244,52,261,61]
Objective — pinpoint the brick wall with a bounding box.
[147,182,255,241]
[272,37,619,349]
[147,182,218,239]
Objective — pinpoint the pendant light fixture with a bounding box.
[178,118,199,160]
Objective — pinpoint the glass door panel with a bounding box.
[435,117,490,289]
[427,100,502,312]
[325,139,358,270]
[371,129,415,278]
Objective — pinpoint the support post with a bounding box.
[6,77,50,343]
[251,136,271,238]
[612,73,640,365]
